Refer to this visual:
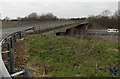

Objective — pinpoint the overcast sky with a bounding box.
[0,0,119,19]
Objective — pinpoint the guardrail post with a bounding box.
[22,30,26,37]
[7,41,11,51]
[32,27,35,32]
[19,31,22,39]
[13,34,17,42]
[7,41,15,74]
[23,69,31,78]
[9,49,15,74]
[10,36,14,48]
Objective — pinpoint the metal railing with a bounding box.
[0,27,35,79]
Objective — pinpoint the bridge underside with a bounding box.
[55,23,118,43]
[56,22,89,36]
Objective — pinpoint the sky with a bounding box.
[0,0,119,19]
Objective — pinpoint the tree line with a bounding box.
[2,10,119,29]
[3,13,58,21]
[3,12,87,22]
[88,9,119,29]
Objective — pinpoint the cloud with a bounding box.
[0,2,118,19]
[0,0,119,2]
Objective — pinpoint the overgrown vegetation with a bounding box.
[25,35,119,77]
[88,10,119,29]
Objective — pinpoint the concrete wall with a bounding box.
[55,22,89,36]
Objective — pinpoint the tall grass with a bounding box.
[25,35,119,77]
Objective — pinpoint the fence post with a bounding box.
[19,31,22,39]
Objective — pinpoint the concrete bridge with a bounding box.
[42,22,89,36]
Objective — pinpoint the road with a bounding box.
[85,29,119,42]
[0,26,33,41]
[0,20,78,41]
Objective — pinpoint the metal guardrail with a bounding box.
[0,27,35,79]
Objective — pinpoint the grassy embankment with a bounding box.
[25,34,119,77]
[88,23,106,29]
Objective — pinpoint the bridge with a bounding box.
[0,21,118,78]
[0,21,85,78]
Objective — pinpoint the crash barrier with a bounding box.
[0,27,35,79]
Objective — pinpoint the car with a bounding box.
[107,29,119,33]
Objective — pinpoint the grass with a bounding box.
[25,34,119,77]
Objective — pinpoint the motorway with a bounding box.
[86,29,119,42]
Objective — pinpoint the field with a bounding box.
[23,34,119,77]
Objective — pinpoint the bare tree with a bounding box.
[101,9,111,17]
[112,11,119,19]
[39,13,57,20]
[3,16,10,21]
[17,17,21,21]
[88,10,118,29]
[28,12,39,19]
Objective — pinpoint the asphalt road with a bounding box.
[0,26,33,41]
[0,21,78,41]
[85,29,119,42]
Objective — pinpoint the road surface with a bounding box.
[0,21,78,41]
